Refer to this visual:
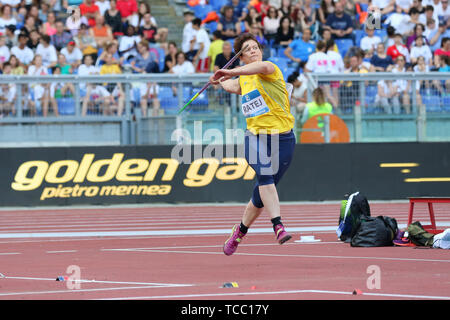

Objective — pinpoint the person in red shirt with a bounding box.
[79,0,100,28]
[116,0,138,23]
[386,33,411,63]
[434,38,450,57]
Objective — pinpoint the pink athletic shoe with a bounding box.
[223,224,246,256]
[274,224,292,244]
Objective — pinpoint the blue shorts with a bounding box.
[244,130,296,208]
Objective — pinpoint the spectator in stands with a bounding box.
[392,55,412,113]
[66,5,89,36]
[4,25,17,49]
[243,6,262,33]
[139,12,158,45]
[412,0,426,14]
[249,22,269,54]
[435,36,450,56]
[318,0,335,26]
[181,10,196,57]
[340,53,368,110]
[99,52,125,115]
[169,51,195,96]
[97,40,122,66]
[105,0,123,36]
[79,54,101,116]
[386,33,411,63]
[0,62,16,117]
[49,65,75,101]
[284,28,315,68]
[130,1,149,27]
[405,8,423,36]
[27,54,54,117]
[375,78,402,114]
[407,23,429,49]
[139,82,160,117]
[370,42,395,71]
[300,87,333,125]
[420,5,438,26]
[430,21,450,52]
[96,0,111,16]
[274,15,295,50]
[82,83,114,116]
[61,40,83,70]
[384,4,411,35]
[27,4,42,27]
[371,0,396,16]
[214,41,240,71]
[38,2,51,23]
[11,33,34,67]
[0,35,10,67]
[90,14,114,49]
[75,23,98,58]
[51,20,73,52]
[116,0,138,25]
[8,54,24,75]
[36,35,58,68]
[119,24,140,62]
[230,0,248,23]
[287,70,308,114]
[360,26,382,54]
[262,6,280,42]
[410,35,433,64]
[439,0,450,23]
[322,28,339,52]
[42,11,57,36]
[20,15,37,38]
[324,1,354,41]
[129,39,158,73]
[414,55,431,95]
[80,0,100,28]
[218,5,242,40]
[191,17,211,73]
[279,0,295,17]
[207,31,224,72]
[292,0,317,37]
[56,52,73,74]
[327,38,344,108]
[0,5,16,35]
[27,29,41,52]
[163,41,178,72]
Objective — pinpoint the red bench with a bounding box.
[408,197,449,234]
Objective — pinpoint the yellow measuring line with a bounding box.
[405,178,450,182]
[379,163,420,168]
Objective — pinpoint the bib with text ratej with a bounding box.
[241,89,270,118]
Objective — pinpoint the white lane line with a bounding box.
[0,275,193,287]
[46,250,78,254]
[123,248,450,263]
[0,252,21,255]
[96,289,450,300]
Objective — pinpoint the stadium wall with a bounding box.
[1,143,449,206]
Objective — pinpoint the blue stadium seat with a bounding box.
[283,67,296,81]
[374,29,387,39]
[268,57,289,71]
[57,98,75,115]
[205,21,218,33]
[210,0,227,12]
[335,39,354,57]
[193,4,213,20]
[156,47,165,72]
[423,94,442,112]
[442,96,450,112]
[276,47,288,59]
[159,86,178,114]
[354,30,366,47]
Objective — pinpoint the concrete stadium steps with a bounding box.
[150,0,184,44]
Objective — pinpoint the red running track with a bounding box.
[0,202,449,300]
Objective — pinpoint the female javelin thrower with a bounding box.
[209,33,296,256]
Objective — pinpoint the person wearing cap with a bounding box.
[61,41,83,70]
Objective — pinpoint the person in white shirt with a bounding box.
[396,0,414,13]
[287,71,308,114]
[371,0,396,15]
[0,62,16,116]
[305,40,337,107]
[35,35,57,68]
[0,4,17,35]
[96,0,111,16]
[170,51,195,96]
[191,18,211,73]
[181,11,197,54]
[410,35,433,64]
[360,27,382,54]
[61,41,83,70]
[326,38,344,109]
[0,35,10,65]
[11,33,34,67]
[119,25,140,62]
[27,54,58,117]
[385,5,411,34]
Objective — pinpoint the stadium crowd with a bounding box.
[0,0,449,117]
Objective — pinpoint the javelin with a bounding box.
[177,44,249,114]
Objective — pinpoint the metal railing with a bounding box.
[0,72,449,146]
